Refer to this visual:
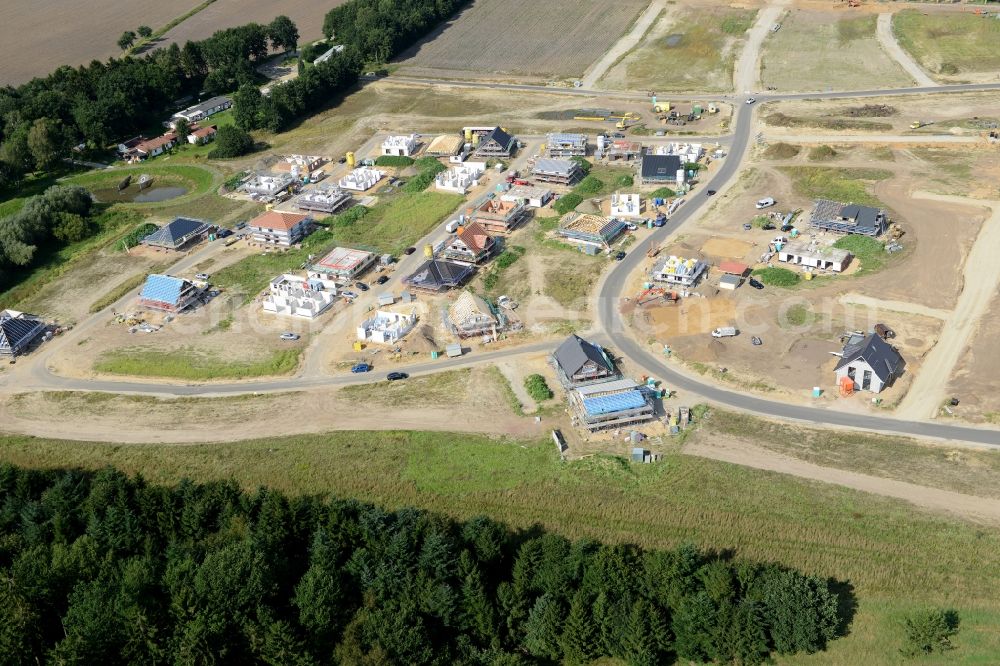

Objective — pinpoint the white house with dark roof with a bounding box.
[810,199,888,237]
[835,333,904,393]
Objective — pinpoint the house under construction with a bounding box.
[546,133,587,158]
[569,379,655,432]
[468,196,528,234]
[447,291,502,338]
[558,213,627,250]
[294,185,353,214]
[532,158,583,186]
[137,274,201,313]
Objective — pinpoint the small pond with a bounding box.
[92,184,188,203]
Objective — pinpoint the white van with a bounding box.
[755,197,776,209]
[711,327,738,338]
[445,220,459,233]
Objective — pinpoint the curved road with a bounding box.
[11,79,1000,445]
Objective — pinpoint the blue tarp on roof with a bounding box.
[140,274,185,305]
[582,390,646,416]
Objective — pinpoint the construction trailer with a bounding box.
[569,379,655,432]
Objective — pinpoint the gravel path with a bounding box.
[876,13,936,87]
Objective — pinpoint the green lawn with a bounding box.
[326,191,463,254]
[893,9,1000,76]
[778,166,891,207]
[66,163,219,209]
[0,414,999,661]
[834,235,886,276]
[752,266,800,287]
[93,346,301,380]
[0,167,83,217]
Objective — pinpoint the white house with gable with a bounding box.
[357,310,417,344]
[435,162,486,194]
[381,134,418,157]
[610,193,643,218]
[339,167,385,191]
[262,273,338,319]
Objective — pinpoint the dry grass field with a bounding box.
[394,0,649,81]
[761,10,912,92]
[158,0,342,50]
[0,0,191,84]
[599,3,757,93]
[893,8,1000,82]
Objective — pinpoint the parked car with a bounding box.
[341,290,358,300]
[711,327,739,338]
[614,251,626,261]
[748,277,764,290]
[403,247,416,255]
[234,221,247,230]
[375,275,390,285]
[280,332,300,341]
[195,273,210,281]
[755,197,776,209]
[338,156,347,164]
[706,189,717,196]
[745,97,756,105]
[216,228,233,238]
[351,363,371,373]
[625,222,638,231]
[387,372,408,381]
[355,281,369,291]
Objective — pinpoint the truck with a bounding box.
[711,327,738,338]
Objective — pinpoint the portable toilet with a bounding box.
[804,271,814,281]
[464,128,473,142]
[540,143,546,154]
[790,228,800,238]
[431,350,439,359]
[346,152,355,168]
[352,341,363,352]
[812,387,823,398]
[774,241,784,251]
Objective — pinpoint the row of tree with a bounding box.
[0,16,299,189]
[0,185,95,288]
[0,464,850,664]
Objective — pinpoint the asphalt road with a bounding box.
[597,102,1000,446]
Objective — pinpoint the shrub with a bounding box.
[375,155,415,168]
[524,374,553,402]
[614,174,634,188]
[570,156,592,174]
[574,175,604,195]
[552,194,583,216]
[209,125,254,159]
[649,187,676,199]
[752,267,801,287]
[901,609,959,657]
[119,223,159,250]
[808,145,839,161]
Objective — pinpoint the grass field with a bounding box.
[778,166,892,207]
[395,0,648,79]
[67,164,219,208]
[93,345,301,380]
[327,191,463,254]
[600,5,757,92]
[893,9,1000,78]
[0,414,999,661]
[833,235,887,276]
[761,10,911,91]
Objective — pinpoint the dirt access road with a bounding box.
[875,13,936,88]
[581,0,666,89]
[897,194,1000,420]
[734,0,789,94]
[686,437,1000,524]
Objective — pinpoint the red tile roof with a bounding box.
[719,261,749,276]
[250,211,309,231]
[456,222,493,254]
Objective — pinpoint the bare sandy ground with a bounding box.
[896,194,1000,420]
[685,437,1000,524]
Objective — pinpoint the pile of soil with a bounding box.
[843,104,896,118]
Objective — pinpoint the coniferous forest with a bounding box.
[0,465,850,665]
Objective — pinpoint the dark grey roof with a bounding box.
[483,127,515,150]
[640,154,682,179]
[812,200,884,234]
[403,260,474,289]
[554,334,614,377]
[142,217,210,249]
[0,311,45,355]
[835,333,902,382]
